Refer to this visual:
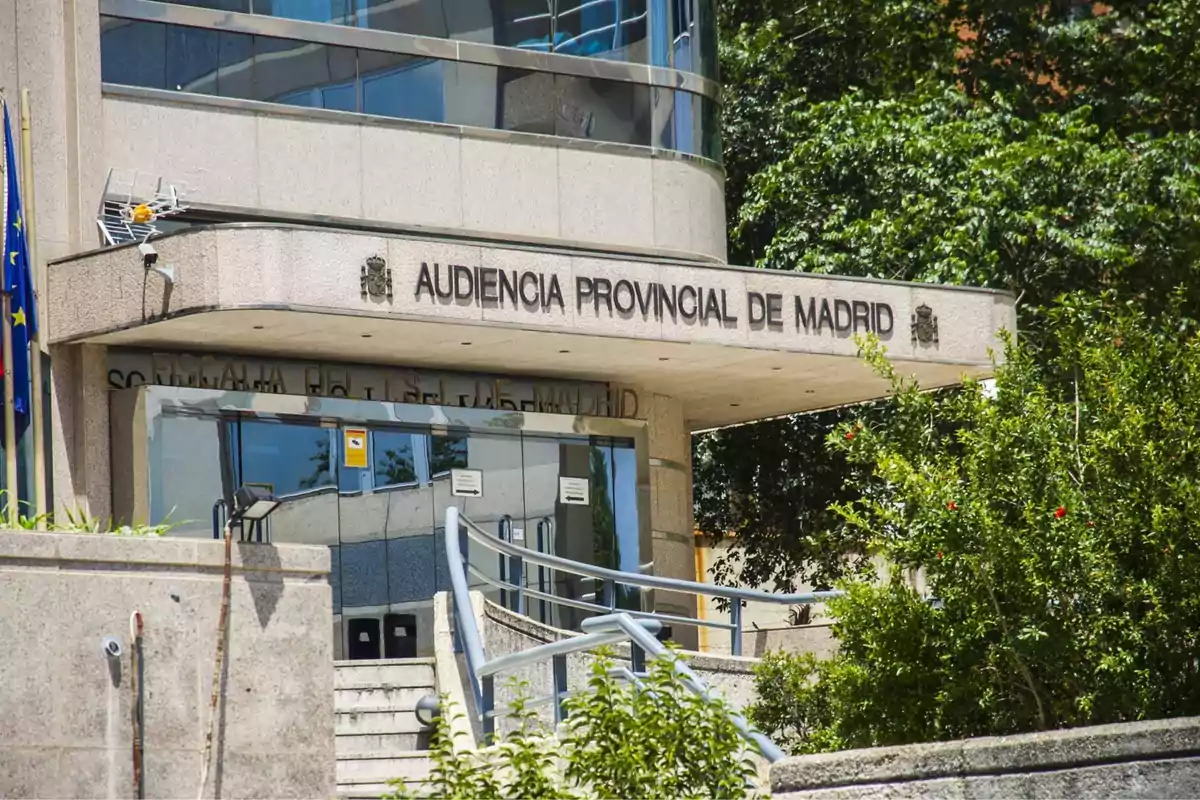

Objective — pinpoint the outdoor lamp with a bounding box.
[414,694,440,727]
[229,485,282,523]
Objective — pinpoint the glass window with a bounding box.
[237,419,334,496]
[360,50,446,122]
[256,0,353,23]
[356,0,449,39]
[699,92,721,162]
[254,36,357,111]
[694,0,717,80]
[149,412,229,536]
[491,0,554,51]
[555,74,650,145]
[670,0,692,72]
[430,435,468,475]
[553,0,647,60]
[101,19,167,90]
[373,430,419,487]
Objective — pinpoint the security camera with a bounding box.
[138,242,158,269]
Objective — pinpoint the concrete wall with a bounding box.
[0,530,335,799]
[770,717,1200,799]
[102,94,728,263]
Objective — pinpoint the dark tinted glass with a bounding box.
[694,0,717,80]
[699,92,721,161]
[356,0,449,39]
[552,0,648,60]
[254,36,357,111]
[670,0,693,72]
[554,74,650,145]
[373,430,418,487]
[255,0,353,23]
[360,50,445,122]
[429,435,468,475]
[101,19,167,89]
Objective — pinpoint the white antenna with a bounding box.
[95,168,191,247]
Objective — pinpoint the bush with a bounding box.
[750,293,1200,752]
[387,650,760,799]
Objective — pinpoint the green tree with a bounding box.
[387,651,758,799]
[750,295,1200,751]
[702,0,1200,592]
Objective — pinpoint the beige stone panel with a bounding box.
[66,0,104,248]
[557,149,654,249]
[277,229,388,310]
[257,114,363,216]
[0,2,16,110]
[746,271,911,358]
[479,247,574,329]
[642,392,690,463]
[650,466,690,537]
[361,124,463,229]
[655,261,748,346]
[102,98,260,209]
[460,137,560,239]
[911,285,1004,365]
[688,163,728,263]
[651,159,700,257]
[215,226,289,310]
[388,239,486,322]
[568,256,665,340]
[17,0,69,247]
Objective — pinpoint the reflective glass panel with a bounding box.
[149,412,229,537]
[554,74,650,145]
[255,0,353,23]
[373,430,419,487]
[254,36,357,111]
[172,0,251,10]
[552,0,648,61]
[670,0,693,72]
[694,0,717,80]
[429,434,468,475]
[101,19,168,90]
[491,0,554,51]
[360,50,445,122]
[356,0,449,39]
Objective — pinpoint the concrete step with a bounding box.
[335,658,436,688]
[336,731,432,754]
[337,752,432,784]
[336,708,428,736]
[335,685,432,712]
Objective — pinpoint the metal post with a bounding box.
[730,599,742,657]
[552,654,568,725]
[536,520,548,624]
[498,516,511,609]
[513,552,525,616]
[604,579,617,610]
[481,675,496,744]
[631,641,645,677]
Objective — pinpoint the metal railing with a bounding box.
[444,506,842,762]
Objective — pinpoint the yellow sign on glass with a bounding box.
[344,428,368,469]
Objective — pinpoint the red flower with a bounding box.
[936,551,943,560]
[1086,521,1095,528]
[947,501,958,511]
[1055,506,1067,519]
[844,430,855,441]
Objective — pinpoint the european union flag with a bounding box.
[2,100,36,435]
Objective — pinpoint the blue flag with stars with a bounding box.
[2,100,36,435]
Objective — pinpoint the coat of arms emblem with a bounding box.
[361,255,393,300]
[911,303,939,346]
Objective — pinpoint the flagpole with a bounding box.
[0,96,14,528]
[19,89,45,527]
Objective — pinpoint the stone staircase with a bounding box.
[335,658,437,798]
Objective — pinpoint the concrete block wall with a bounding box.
[770,716,1200,799]
[0,531,336,799]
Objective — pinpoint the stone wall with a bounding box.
[771,717,1200,799]
[0,531,335,799]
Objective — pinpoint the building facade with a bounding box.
[2,0,1014,656]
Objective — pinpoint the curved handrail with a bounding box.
[459,511,844,609]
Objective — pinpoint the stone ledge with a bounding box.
[0,530,330,576]
[771,716,1200,795]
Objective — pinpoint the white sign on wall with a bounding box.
[559,476,590,506]
[450,468,483,498]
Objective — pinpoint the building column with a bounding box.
[50,343,110,522]
[636,391,699,649]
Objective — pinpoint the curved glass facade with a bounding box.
[100,14,721,159]
[156,0,715,79]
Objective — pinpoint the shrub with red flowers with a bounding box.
[751,293,1200,755]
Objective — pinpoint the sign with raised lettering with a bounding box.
[412,262,904,339]
[106,350,641,419]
